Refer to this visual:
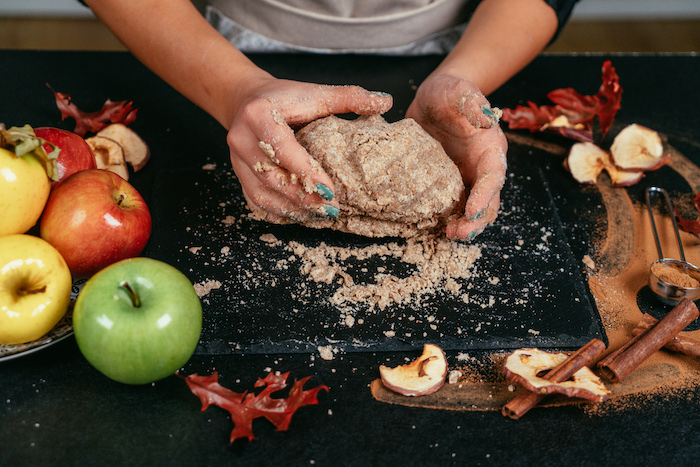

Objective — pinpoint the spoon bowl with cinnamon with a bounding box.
[646,186,700,305]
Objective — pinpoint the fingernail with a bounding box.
[370,91,392,98]
[470,209,486,221]
[315,183,334,201]
[480,105,499,123]
[457,231,477,242]
[323,204,339,219]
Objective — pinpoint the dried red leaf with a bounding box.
[48,83,137,137]
[181,371,329,443]
[675,192,700,238]
[502,61,622,141]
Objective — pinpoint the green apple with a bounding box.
[0,234,72,345]
[73,257,202,385]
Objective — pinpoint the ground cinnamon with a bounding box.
[632,313,700,360]
[651,262,700,289]
[502,338,606,419]
[598,299,700,383]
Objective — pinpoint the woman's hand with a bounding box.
[226,76,392,221]
[406,73,507,241]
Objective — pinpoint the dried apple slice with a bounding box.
[606,164,644,187]
[610,123,666,170]
[564,142,609,184]
[503,348,609,402]
[86,135,129,180]
[379,343,448,396]
[97,123,150,171]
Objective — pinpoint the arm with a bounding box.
[84,0,392,221]
[438,0,559,96]
[407,0,560,239]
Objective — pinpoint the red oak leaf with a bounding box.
[181,371,329,443]
[47,84,137,136]
[502,60,622,142]
[675,192,700,238]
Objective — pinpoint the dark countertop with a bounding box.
[1,51,700,466]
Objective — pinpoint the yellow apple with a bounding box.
[0,125,58,236]
[0,234,72,345]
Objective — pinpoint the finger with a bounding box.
[454,88,500,130]
[281,84,393,125]
[229,110,339,205]
[446,194,500,240]
[232,155,338,221]
[447,128,508,220]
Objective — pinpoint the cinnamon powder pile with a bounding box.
[650,261,700,289]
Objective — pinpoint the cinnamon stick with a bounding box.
[502,338,606,420]
[597,298,699,383]
[632,313,700,360]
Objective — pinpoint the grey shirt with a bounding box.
[205,0,478,54]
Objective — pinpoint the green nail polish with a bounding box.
[471,209,486,221]
[323,204,339,219]
[480,105,499,123]
[316,183,334,201]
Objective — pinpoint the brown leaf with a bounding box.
[502,60,622,141]
[676,192,700,238]
[48,83,137,137]
[181,371,328,443]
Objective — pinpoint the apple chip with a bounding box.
[379,343,448,396]
[610,123,666,171]
[503,348,609,402]
[86,135,129,181]
[97,123,150,172]
[564,142,609,185]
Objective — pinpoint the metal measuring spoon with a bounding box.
[645,186,700,305]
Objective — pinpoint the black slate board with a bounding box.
[143,140,604,355]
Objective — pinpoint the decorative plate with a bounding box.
[0,278,87,362]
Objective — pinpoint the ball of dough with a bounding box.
[252,114,465,238]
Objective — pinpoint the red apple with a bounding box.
[34,127,96,187]
[40,169,152,277]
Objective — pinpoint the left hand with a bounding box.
[406,73,507,241]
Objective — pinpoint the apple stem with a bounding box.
[19,285,47,296]
[116,193,126,206]
[120,281,141,307]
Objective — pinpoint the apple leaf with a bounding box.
[181,371,329,443]
[675,192,700,238]
[0,124,60,181]
[502,60,622,142]
[47,84,138,137]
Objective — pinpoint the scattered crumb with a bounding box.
[194,280,222,298]
[317,346,335,361]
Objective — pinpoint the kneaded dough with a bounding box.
[251,114,465,238]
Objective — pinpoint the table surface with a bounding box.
[2,50,700,466]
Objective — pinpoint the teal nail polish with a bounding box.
[323,204,339,219]
[316,183,334,201]
[480,105,499,123]
[371,91,392,98]
[471,209,486,221]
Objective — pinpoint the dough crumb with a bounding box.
[194,280,222,298]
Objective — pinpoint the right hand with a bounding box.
[226,75,392,221]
